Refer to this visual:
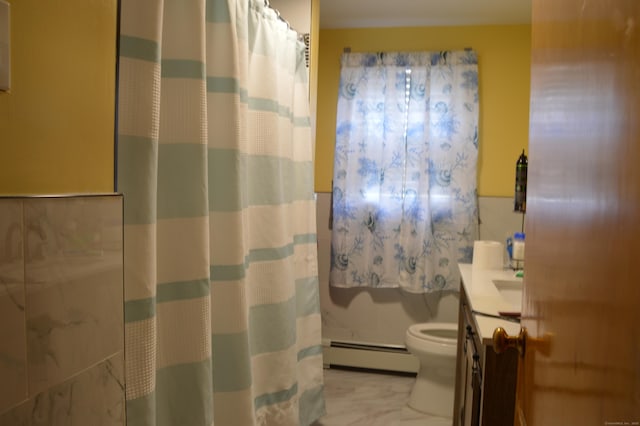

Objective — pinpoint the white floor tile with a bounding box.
[313,367,452,426]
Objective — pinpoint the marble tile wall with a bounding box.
[0,195,124,425]
[477,196,525,250]
[0,199,28,412]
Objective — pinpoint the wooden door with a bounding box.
[517,0,640,425]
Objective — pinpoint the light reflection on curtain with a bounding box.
[330,51,479,294]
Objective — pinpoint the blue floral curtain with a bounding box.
[330,51,479,293]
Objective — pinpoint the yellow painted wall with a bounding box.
[315,25,531,196]
[0,0,117,195]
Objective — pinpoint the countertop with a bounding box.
[459,263,523,346]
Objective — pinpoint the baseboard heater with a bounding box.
[322,339,419,374]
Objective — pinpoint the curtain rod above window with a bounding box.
[343,46,474,53]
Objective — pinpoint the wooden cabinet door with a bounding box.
[517,0,640,424]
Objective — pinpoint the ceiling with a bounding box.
[320,0,532,29]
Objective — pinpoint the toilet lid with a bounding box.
[408,323,457,344]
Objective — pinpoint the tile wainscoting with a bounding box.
[316,193,524,350]
[0,194,124,425]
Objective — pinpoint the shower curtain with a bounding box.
[117,0,324,425]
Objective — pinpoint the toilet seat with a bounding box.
[405,323,457,357]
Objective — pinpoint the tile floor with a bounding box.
[312,367,452,426]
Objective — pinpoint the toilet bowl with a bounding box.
[404,322,458,417]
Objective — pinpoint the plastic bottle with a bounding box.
[512,232,525,269]
[514,150,528,212]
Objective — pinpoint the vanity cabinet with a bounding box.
[453,285,519,426]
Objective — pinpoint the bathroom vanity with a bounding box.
[453,264,522,426]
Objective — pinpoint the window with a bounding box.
[330,51,479,293]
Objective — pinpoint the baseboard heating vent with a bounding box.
[322,339,419,374]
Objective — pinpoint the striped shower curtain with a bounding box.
[117,0,325,425]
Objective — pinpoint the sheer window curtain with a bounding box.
[330,51,479,294]
[117,0,324,425]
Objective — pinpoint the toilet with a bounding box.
[404,322,458,417]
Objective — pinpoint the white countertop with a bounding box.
[459,263,523,345]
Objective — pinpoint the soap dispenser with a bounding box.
[514,150,528,213]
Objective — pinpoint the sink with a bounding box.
[492,279,523,311]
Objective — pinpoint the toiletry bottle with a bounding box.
[512,232,525,269]
[514,150,528,212]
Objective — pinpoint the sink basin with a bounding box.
[492,279,523,311]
